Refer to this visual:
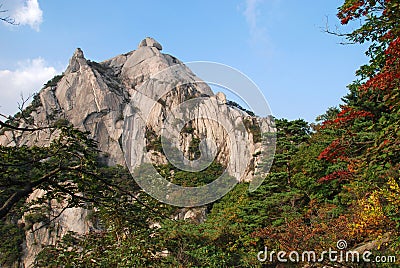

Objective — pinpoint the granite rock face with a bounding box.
[0,38,275,267]
[138,37,163,50]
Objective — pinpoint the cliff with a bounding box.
[0,37,275,267]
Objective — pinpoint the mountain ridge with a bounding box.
[0,37,274,267]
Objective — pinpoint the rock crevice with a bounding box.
[0,37,275,267]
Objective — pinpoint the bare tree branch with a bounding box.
[17,93,32,114]
[31,205,69,233]
[0,113,9,120]
[0,119,53,132]
[82,169,172,220]
[0,168,62,219]
[321,15,356,45]
[0,4,18,25]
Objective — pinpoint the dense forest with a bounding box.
[1,0,399,267]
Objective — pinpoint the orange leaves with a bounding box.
[252,203,354,253]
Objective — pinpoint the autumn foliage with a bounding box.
[252,0,400,264]
[2,1,400,267]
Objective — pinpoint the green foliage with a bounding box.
[29,109,399,267]
[2,93,43,129]
[3,1,400,265]
[0,221,24,266]
[160,184,256,267]
[226,100,255,116]
[31,92,42,108]
[237,119,312,229]
[188,136,201,160]
[0,125,104,264]
[181,124,195,134]
[24,209,49,231]
[43,74,64,88]
[243,117,261,143]
[145,126,163,153]
[36,170,171,267]
[156,161,225,187]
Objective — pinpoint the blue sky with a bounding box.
[0,0,368,122]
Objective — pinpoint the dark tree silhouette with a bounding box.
[0,4,17,25]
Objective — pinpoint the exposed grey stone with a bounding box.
[0,37,275,267]
[216,91,227,104]
[138,37,163,50]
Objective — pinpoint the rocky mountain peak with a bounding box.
[66,47,87,73]
[138,37,163,50]
[0,38,275,267]
[73,47,84,58]
[216,92,227,104]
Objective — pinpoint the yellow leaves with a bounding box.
[384,177,400,208]
[348,176,400,239]
[349,190,388,238]
[347,159,362,173]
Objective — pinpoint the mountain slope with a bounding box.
[0,37,274,267]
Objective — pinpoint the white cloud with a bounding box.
[0,58,58,116]
[242,0,270,53]
[13,0,43,31]
[243,0,261,32]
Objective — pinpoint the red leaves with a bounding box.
[317,0,399,189]
[252,204,354,254]
[337,0,366,24]
[361,71,400,91]
[359,37,400,95]
[383,139,389,146]
[322,106,374,128]
[317,170,353,183]
[385,37,400,65]
[318,139,345,162]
